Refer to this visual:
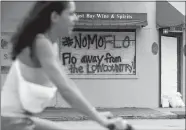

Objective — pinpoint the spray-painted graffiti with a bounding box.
[68,63,133,74]
[87,63,133,73]
[62,52,122,65]
[60,32,136,75]
[61,33,132,49]
[62,52,134,74]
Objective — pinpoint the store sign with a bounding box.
[169,26,183,32]
[75,12,146,20]
[59,31,136,78]
[163,27,184,34]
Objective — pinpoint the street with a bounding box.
[57,119,185,130]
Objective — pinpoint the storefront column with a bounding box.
[144,2,159,106]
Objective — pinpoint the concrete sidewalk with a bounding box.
[35,108,185,121]
[154,108,185,119]
[59,119,185,130]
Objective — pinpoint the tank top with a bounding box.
[1,43,59,116]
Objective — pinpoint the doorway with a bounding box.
[159,30,183,107]
[161,36,178,94]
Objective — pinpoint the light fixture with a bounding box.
[163,29,169,34]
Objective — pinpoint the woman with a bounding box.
[1,1,133,130]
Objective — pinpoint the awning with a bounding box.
[156,1,185,29]
[75,12,147,29]
[74,2,148,29]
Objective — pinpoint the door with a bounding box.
[161,36,178,96]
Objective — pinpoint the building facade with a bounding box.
[1,1,185,108]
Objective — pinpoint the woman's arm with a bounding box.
[34,37,109,127]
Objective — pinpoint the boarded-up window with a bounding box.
[59,30,136,79]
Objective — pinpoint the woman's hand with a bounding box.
[97,111,134,130]
[104,117,135,130]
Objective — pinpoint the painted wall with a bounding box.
[57,2,160,108]
[1,2,159,107]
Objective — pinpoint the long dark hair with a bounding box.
[11,1,69,60]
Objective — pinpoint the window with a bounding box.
[59,29,137,79]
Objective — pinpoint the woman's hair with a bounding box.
[11,1,69,60]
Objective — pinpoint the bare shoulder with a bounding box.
[34,34,55,60]
[35,34,52,49]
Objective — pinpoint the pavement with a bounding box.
[35,107,185,121]
[154,108,186,119]
[59,119,185,130]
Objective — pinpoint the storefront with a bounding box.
[2,1,184,108]
[60,12,147,79]
[1,1,160,108]
[55,2,160,108]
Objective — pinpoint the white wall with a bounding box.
[1,2,35,32]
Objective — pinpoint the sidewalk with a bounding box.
[57,120,185,130]
[154,108,186,119]
[35,107,185,121]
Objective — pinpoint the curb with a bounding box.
[38,114,184,121]
[36,108,186,121]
